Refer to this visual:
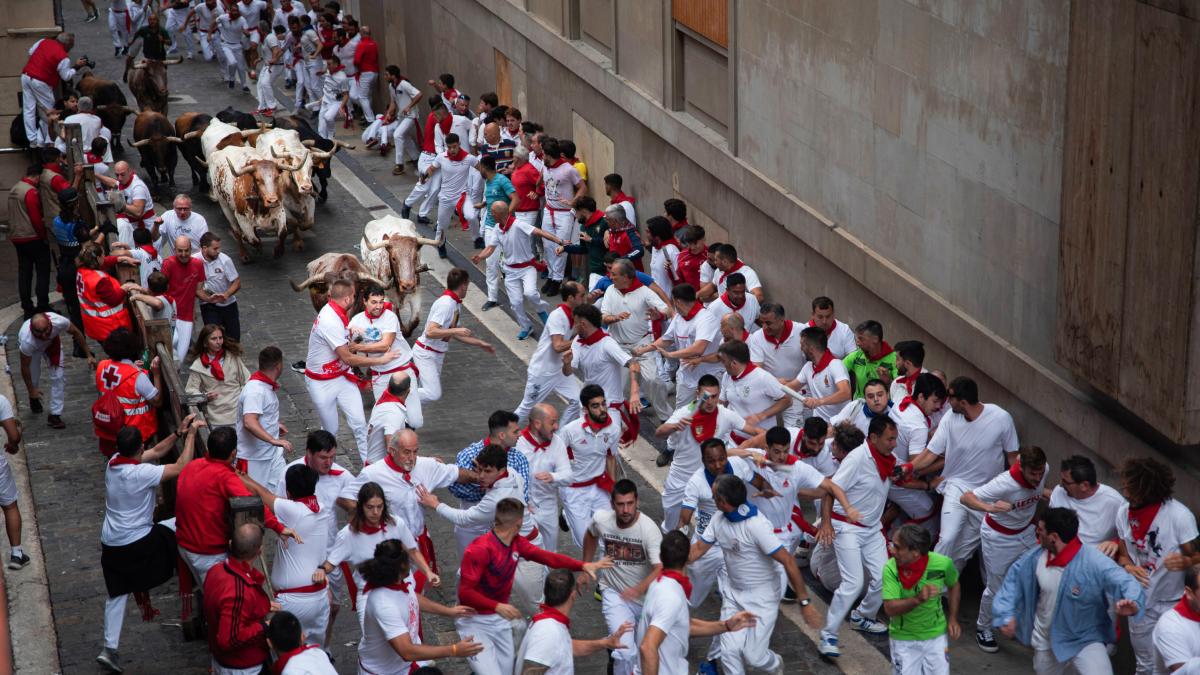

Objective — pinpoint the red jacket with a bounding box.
[458,532,583,613]
[675,247,705,289]
[22,38,69,87]
[204,558,271,669]
[176,457,282,554]
[353,36,378,75]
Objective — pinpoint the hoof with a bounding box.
[272,241,285,259]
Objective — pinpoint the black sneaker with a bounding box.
[655,450,674,467]
[783,585,797,602]
[481,301,500,311]
[29,398,42,414]
[8,552,30,570]
[227,81,234,89]
[47,415,65,429]
[473,237,484,249]
[976,628,999,653]
[401,204,412,219]
[290,361,306,374]
[437,244,448,259]
[96,647,123,673]
[417,216,431,225]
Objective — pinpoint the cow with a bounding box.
[131,110,181,188]
[124,56,181,114]
[270,114,352,204]
[360,215,438,336]
[289,253,387,314]
[208,144,292,261]
[255,128,324,233]
[175,112,212,191]
[74,68,136,151]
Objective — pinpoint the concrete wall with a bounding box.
[382,0,1200,504]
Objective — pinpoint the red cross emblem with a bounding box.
[101,364,121,389]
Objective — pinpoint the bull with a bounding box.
[289,253,387,314]
[131,110,182,188]
[124,56,181,114]
[360,215,438,336]
[208,144,292,261]
[255,128,324,234]
[270,114,352,205]
[175,112,212,191]
[216,106,259,131]
[200,118,252,159]
[74,67,135,151]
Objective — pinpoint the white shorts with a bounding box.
[0,462,17,507]
[890,634,949,675]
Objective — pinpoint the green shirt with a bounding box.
[881,552,958,641]
[843,346,897,398]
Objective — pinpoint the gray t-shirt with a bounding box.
[587,511,662,596]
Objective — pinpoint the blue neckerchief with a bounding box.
[703,461,735,487]
[725,502,758,523]
[863,400,894,419]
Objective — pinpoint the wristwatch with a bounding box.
[798,598,811,607]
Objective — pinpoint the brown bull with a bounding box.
[75,68,136,150]
[175,112,212,191]
[132,110,181,187]
[125,57,181,114]
[289,253,387,314]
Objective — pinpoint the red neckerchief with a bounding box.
[689,406,719,443]
[375,390,407,407]
[85,152,102,164]
[867,441,895,481]
[531,603,570,628]
[442,289,462,304]
[45,161,64,176]
[1128,502,1164,542]
[583,210,604,228]
[118,175,134,190]
[680,302,702,321]
[792,433,816,458]
[358,519,387,535]
[499,215,516,233]
[362,579,410,594]
[1175,598,1200,623]
[138,244,158,260]
[327,300,350,327]
[810,350,834,375]
[109,454,140,467]
[739,330,749,341]
[655,238,680,251]
[1046,537,1083,567]
[731,363,757,382]
[521,427,550,451]
[249,371,279,390]
[719,292,743,310]
[1009,461,1035,489]
[616,277,644,295]
[782,455,800,465]
[546,157,566,169]
[764,320,794,347]
[446,148,468,161]
[895,371,917,394]
[487,469,511,490]
[610,191,635,205]
[581,413,613,434]
[296,495,320,513]
[897,554,929,590]
[557,304,574,328]
[717,260,745,286]
[898,396,931,427]
[303,455,343,476]
[659,570,692,599]
[272,644,321,675]
[577,328,608,346]
[384,454,411,481]
[869,341,895,362]
[200,350,225,381]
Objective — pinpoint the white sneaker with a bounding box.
[817,635,840,657]
[849,614,888,634]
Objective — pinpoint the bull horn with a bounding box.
[131,138,151,147]
[239,129,258,137]
[257,121,273,130]
[122,106,137,114]
[133,62,147,69]
[302,139,317,148]
[415,237,440,247]
[362,236,388,251]
[164,57,183,65]
[309,149,333,160]
[196,156,208,167]
[182,129,203,140]
[166,136,183,144]
[332,140,354,151]
[226,156,253,177]
[289,275,321,291]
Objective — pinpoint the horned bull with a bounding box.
[208,144,294,261]
[289,253,387,314]
[124,56,181,114]
[360,215,438,336]
[131,110,181,188]
[74,67,136,150]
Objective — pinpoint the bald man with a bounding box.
[161,235,206,363]
[19,311,93,428]
[203,522,274,673]
[514,403,571,551]
[97,161,155,246]
[473,200,563,340]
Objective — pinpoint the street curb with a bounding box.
[0,299,64,674]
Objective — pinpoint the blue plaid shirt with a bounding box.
[447,439,532,504]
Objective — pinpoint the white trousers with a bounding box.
[482,225,502,302]
[1033,643,1112,675]
[934,483,983,570]
[810,539,843,592]
[317,98,341,140]
[104,594,128,649]
[304,376,368,457]
[560,484,611,550]
[434,194,462,243]
[369,368,425,428]
[362,116,394,145]
[219,41,247,86]
[26,347,65,415]
[393,117,419,165]
[530,502,561,554]
[660,467,690,532]
[108,9,132,49]
[352,72,375,120]
[689,543,726,609]
[457,613,515,675]
[404,153,441,218]
[718,582,783,675]
[1130,601,1173,675]
[774,526,803,597]
[255,64,279,111]
[514,371,581,424]
[197,32,216,61]
[977,523,1037,631]
[512,557,546,617]
[541,207,574,281]
[619,341,670,420]
[890,634,949,675]
[294,62,320,109]
[164,9,193,56]
[212,659,261,675]
[174,318,193,366]
[277,589,330,648]
[504,264,550,333]
[822,521,887,640]
[180,548,226,587]
[20,75,54,146]
[601,588,642,675]
[239,452,286,496]
[410,346,445,403]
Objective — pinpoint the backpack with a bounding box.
[92,366,129,440]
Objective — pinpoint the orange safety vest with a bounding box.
[95,359,158,441]
[77,268,132,341]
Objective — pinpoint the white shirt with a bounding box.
[709,292,760,332]
[279,646,336,674]
[528,305,572,377]
[417,293,460,352]
[342,456,459,536]
[334,34,359,75]
[889,368,929,404]
[795,355,851,422]
[434,151,480,198]
[754,458,826,533]
[720,364,786,435]
[258,31,281,65]
[364,398,410,464]
[0,397,10,469]
[514,430,571,506]
[972,467,1045,533]
[18,312,71,358]
[193,3,219,32]
[390,79,421,119]
[156,211,208,258]
[700,510,783,592]
[601,284,667,346]
[55,112,106,158]
[215,13,248,43]
[320,68,349,104]
[830,399,893,438]
[1116,499,1200,607]
[819,319,858,359]
[830,443,891,527]
[889,400,931,464]
[570,334,632,405]
[1154,606,1200,673]
[118,175,153,222]
[271,4,305,30]
[559,415,621,483]
[542,160,582,211]
[637,574,690,675]
[305,302,350,375]
[435,472,536,538]
[682,457,756,539]
[588,511,662,594]
[498,217,539,267]
[747,321,806,380]
[663,305,723,390]
[101,459,166,546]
[650,242,680,295]
[927,404,1019,491]
[1032,551,1064,650]
[1047,484,1127,547]
[349,308,412,376]
[663,403,747,486]
[274,456,352,548]
[787,430,841,477]
[518,614,574,674]
[235,378,280,461]
[326,515,418,593]
[358,585,421,675]
[130,247,160,288]
[200,251,238,306]
[714,262,762,297]
[270,498,329,591]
